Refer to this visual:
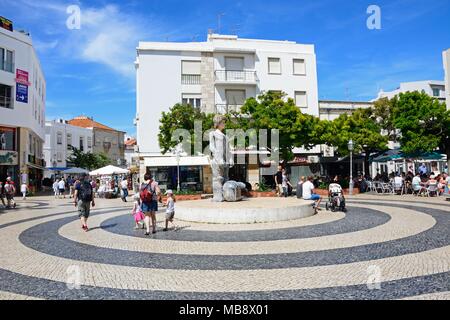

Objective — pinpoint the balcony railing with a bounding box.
[181,74,201,85]
[215,70,258,83]
[215,104,243,114]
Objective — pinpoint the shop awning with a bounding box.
[144,156,210,167]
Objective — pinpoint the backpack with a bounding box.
[140,182,156,203]
[78,181,93,202]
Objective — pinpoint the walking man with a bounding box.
[74,173,95,231]
[21,182,28,200]
[140,173,160,235]
[120,178,129,202]
[274,166,283,197]
[58,178,66,199]
[4,178,16,208]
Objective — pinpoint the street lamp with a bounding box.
[173,144,182,192]
[348,139,354,195]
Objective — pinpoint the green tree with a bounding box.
[236,91,318,161]
[324,107,388,176]
[67,147,111,170]
[158,103,214,155]
[391,91,450,168]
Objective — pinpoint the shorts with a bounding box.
[310,194,321,201]
[77,200,91,218]
[166,211,175,220]
[59,188,65,193]
[142,200,158,213]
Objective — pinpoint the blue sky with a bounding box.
[1,0,449,136]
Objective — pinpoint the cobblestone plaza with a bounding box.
[0,195,448,300]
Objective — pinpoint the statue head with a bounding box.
[213,115,226,131]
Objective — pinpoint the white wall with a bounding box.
[137,51,203,155]
[43,120,93,168]
[444,49,450,110]
[0,27,45,141]
[136,35,320,155]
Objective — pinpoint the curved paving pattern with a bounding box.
[0,195,448,300]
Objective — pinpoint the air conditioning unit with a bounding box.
[308,156,320,163]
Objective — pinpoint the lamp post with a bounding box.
[176,152,181,192]
[348,139,354,195]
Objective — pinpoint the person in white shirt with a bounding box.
[21,183,28,200]
[53,179,60,198]
[411,172,424,195]
[58,179,66,199]
[302,176,322,211]
[120,178,129,202]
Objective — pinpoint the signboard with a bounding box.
[16,83,28,103]
[0,151,18,166]
[15,69,31,86]
[0,16,13,32]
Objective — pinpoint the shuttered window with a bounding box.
[181,61,201,75]
[295,91,307,108]
[268,58,281,74]
[293,59,306,75]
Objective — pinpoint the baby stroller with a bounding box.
[325,183,347,212]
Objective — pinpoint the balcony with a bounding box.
[215,104,243,114]
[181,74,201,85]
[214,70,258,85]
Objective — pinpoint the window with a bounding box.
[0,48,14,73]
[79,136,84,152]
[57,132,63,145]
[0,84,12,109]
[67,134,72,150]
[268,58,281,74]
[293,59,306,75]
[182,94,201,108]
[181,61,201,84]
[295,91,307,108]
[87,137,92,148]
[0,127,16,151]
[57,152,62,162]
[432,88,440,97]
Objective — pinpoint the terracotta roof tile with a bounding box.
[67,116,118,131]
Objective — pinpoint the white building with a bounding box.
[0,18,46,191]
[319,100,373,121]
[443,49,450,110]
[374,80,446,102]
[135,33,319,192]
[43,119,93,175]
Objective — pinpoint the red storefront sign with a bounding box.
[15,69,31,86]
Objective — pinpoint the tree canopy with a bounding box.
[67,147,110,170]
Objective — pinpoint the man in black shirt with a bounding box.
[274,166,283,197]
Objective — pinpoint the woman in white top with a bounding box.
[21,183,28,200]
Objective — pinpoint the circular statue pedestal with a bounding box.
[176,197,315,224]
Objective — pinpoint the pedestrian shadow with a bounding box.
[89,223,117,231]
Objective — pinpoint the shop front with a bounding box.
[0,126,19,184]
[143,156,210,193]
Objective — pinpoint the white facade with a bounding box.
[374,80,446,102]
[135,33,319,156]
[0,24,46,188]
[443,49,450,110]
[43,119,93,170]
[319,100,373,121]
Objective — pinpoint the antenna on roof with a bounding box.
[230,24,241,35]
[217,12,225,34]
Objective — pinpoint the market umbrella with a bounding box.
[89,165,129,176]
